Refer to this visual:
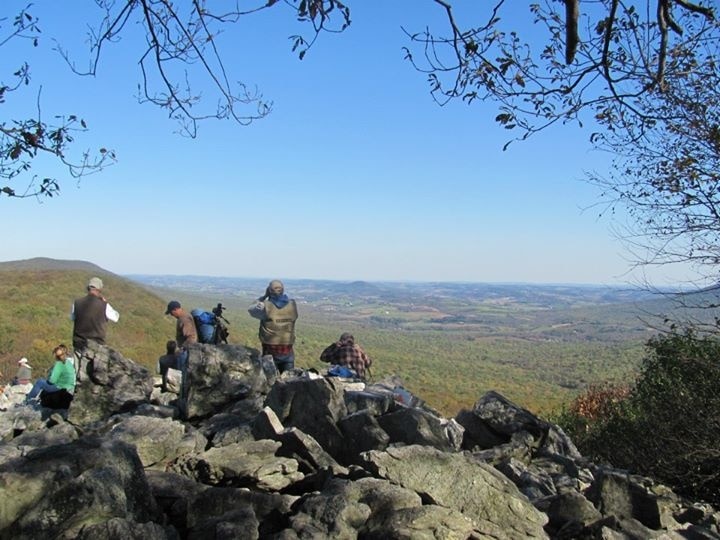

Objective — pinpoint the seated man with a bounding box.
[320,332,373,380]
[25,344,76,408]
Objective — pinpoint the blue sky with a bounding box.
[0,1,694,285]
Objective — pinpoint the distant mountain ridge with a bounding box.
[0,257,110,274]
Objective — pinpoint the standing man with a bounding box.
[165,300,197,397]
[248,280,298,374]
[71,277,120,379]
[165,300,197,349]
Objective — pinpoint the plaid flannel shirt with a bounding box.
[320,342,372,379]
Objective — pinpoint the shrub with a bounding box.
[557,330,720,505]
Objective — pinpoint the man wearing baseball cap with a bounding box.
[71,277,120,379]
[164,300,197,398]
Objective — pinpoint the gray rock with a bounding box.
[343,389,395,416]
[456,407,509,450]
[199,412,255,448]
[496,457,557,501]
[146,470,209,537]
[251,406,285,441]
[362,504,480,539]
[360,444,549,539]
[541,489,603,531]
[75,517,174,540]
[288,477,422,538]
[169,439,303,491]
[264,376,347,460]
[587,467,682,531]
[0,404,44,442]
[70,342,154,425]
[467,390,549,441]
[338,410,390,464]
[0,436,160,539]
[182,344,276,420]
[275,427,348,475]
[186,486,296,539]
[108,415,207,469]
[377,406,464,452]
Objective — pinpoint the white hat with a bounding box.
[88,277,104,290]
[18,357,31,368]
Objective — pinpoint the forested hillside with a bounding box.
[131,275,671,415]
[1,258,704,416]
[0,259,174,381]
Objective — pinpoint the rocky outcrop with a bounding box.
[0,343,717,539]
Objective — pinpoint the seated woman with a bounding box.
[25,344,76,408]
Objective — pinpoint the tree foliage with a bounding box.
[405,0,719,284]
[0,0,349,199]
[558,330,720,505]
[0,6,115,198]
[406,0,715,141]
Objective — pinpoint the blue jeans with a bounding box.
[26,379,60,400]
[177,349,188,398]
[273,352,295,374]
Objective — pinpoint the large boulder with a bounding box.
[376,406,463,452]
[70,342,154,425]
[338,410,390,464]
[264,376,347,460]
[0,436,161,539]
[182,344,276,420]
[286,476,483,538]
[587,467,682,531]
[185,485,296,539]
[360,444,549,539]
[169,439,304,491]
[459,391,582,460]
[107,415,207,469]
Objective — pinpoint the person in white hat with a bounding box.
[70,277,120,379]
[13,357,32,385]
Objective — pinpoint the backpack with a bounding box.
[191,309,217,344]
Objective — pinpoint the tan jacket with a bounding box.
[259,300,298,345]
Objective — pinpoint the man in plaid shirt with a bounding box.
[320,332,373,380]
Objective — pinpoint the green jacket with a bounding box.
[49,359,76,393]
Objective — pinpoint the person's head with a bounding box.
[165,300,182,318]
[53,344,68,361]
[87,277,104,296]
[266,280,284,298]
[339,332,354,345]
[166,340,178,355]
[17,357,31,369]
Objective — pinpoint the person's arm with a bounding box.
[182,317,197,345]
[320,343,339,363]
[105,302,120,322]
[48,362,62,385]
[362,349,372,368]
[248,301,266,320]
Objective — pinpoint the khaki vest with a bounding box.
[259,300,298,345]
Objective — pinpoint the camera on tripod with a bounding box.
[212,302,226,319]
